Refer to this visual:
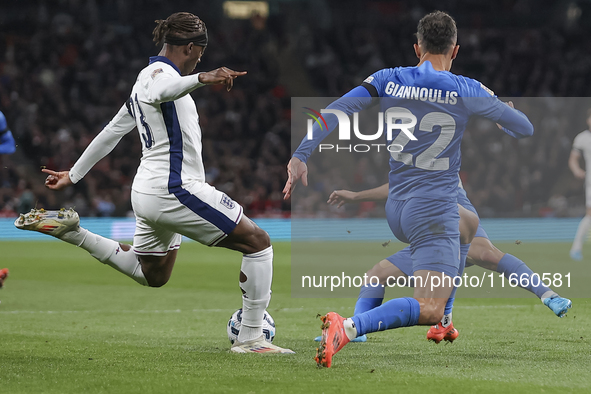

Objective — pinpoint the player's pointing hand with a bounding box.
[283,157,308,200]
[42,168,73,190]
[198,67,247,91]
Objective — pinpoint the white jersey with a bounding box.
[573,130,591,183]
[69,56,206,195]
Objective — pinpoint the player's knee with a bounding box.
[238,225,271,254]
[250,226,271,251]
[470,241,503,266]
[143,271,170,287]
[366,264,390,285]
[459,229,476,245]
[478,248,501,265]
[139,261,171,287]
[147,277,169,288]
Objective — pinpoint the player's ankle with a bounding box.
[440,313,452,328]
[237,325,262,342]
[540,290,558,304]
[343,318,358,341]
[60,227,88,246]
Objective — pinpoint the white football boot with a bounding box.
[14,208,80,239]
[230,335,295,354]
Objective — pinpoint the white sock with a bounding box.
[572,215,591,252]
[440,312,452,328]
[77,230,148,286]
[343,318,358,340]
[540,290,558,304]
[237,246,273,343]
[59,226,89,246]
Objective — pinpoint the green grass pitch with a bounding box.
[0,240,589,393]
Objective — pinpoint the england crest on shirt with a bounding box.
[220,194,235,209]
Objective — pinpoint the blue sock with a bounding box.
[444,243,470,315]
[351,297,420,336]
[444,297,455,316]
[497,254,552,299]
[354,285,385,315]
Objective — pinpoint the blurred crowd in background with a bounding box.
[1,0,591,219]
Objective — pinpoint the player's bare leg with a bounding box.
[217,215,294,353]
[412,270,455,325]
[426,206,477,342]
[14,208,178,288]
[15,209,151,286]
[570,207,591,261]
[135,249,178,287]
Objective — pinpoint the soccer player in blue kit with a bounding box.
[324,182,572,344]
[283,11,535,367]
[0,110,14,287]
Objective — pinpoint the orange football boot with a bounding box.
[427,321,459,344]
[315,312,350,368]
[0,268,9,288]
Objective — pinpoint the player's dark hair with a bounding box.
[416,11,457,55]
[153,12,207,46]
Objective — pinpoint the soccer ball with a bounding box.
[227,308,276,344]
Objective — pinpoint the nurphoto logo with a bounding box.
[303,107,418,153]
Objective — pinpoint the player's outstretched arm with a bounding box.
[327,183,389,208]
[149,68,247,103]
[66,104,135,185]
[42,169,73,190]
[492,101,533,139]
[568,150,586,179]
[283,86,374,200]
[198,67,247,91]
[467,87,533,139]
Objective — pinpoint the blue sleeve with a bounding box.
[0,130,16,155]
[361,68,393,98]
[0,111,7,131]
[461,79,533,139]
[465,97,533,139]
[293,86,373,163]
[496,106,534,139]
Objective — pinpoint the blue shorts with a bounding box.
[387,193,488,273]
[386,247,414,277]
[386,197,461,278]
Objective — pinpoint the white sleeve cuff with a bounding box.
[68,169,82,184]
[194,73,206,88]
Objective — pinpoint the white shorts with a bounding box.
[130,182,243,256]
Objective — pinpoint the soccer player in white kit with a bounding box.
[15,12,294,354]
[569,109,591,260]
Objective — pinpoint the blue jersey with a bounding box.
[0,110,15,155]
[293,61,533,201]
[364,61,523,200]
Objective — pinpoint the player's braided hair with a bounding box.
[153,12,207,46]
[416,11,457,55]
